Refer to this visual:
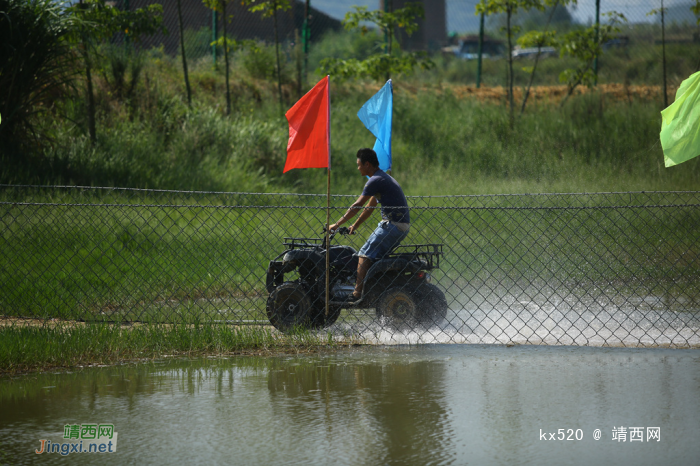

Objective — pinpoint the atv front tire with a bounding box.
[309,302,342,329]
[266,282,312,332]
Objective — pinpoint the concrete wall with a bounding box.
[380,0,447,51]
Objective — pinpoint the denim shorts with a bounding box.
[357,221,409,260]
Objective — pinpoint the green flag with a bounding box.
[660,71,700,167]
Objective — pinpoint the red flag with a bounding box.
[284,76,330,173]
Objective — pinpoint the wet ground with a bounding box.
[1,344,699,465]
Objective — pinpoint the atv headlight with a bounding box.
[425,273,432,284]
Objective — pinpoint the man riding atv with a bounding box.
[329,148,410,303]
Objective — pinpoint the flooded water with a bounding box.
[1,345,699,465]
[330,288,700,347]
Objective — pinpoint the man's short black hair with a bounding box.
[357,148,379,167]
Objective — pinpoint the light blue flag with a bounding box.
[357,79,393,171]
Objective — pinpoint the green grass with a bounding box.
[0,323,340,376]
[3,27,699,195]
[2,189,698,323]
[4,86,698,195]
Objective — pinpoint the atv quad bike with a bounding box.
[265,227,448,332]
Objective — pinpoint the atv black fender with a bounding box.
[265,249,323,293]
[283,249,324,275]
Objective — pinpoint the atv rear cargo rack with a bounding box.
[388,244,443,270]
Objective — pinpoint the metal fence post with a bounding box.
[477,12,484,89]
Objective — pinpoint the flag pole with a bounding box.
[325,168,330,317]
[325,76,331,317]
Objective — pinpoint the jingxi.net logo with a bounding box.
[35,424,117,456]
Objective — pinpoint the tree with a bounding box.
[556,12,626,107]
[517,0,577,114]
[319,2,434,82]
[69,0,164,142]
[476,0,545,127]
[244,0,291,113]
[203,0,238,115]
[0,0,78,155]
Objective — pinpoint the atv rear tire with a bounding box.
[266,282,312,332]
[415,284,448,326]
[376,287,419,327]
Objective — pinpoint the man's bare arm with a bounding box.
[348,196,377,234]
[329,195,376,232]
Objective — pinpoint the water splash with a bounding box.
[330,289,700,348]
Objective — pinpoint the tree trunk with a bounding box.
[83,41,96,144]
[521,1,559,115]
[177,0,192,108]
[274,7,283,114]
[295,29,302,99]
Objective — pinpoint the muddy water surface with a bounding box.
[1,345,699,465]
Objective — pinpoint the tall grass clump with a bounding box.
[324,89,698,195]
[0,323,337,375]
[9,84,698,194]
[39,105,294,191]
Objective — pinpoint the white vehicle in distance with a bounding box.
[512,45,558,59]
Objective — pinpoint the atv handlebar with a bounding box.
[324,226,354,237]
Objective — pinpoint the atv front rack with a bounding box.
[283,237,324,249]
[389,244,443,270]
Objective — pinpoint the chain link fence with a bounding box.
[2,186,699,347]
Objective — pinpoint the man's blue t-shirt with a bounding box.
[361,169,410,224]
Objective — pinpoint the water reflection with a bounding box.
[0,351,453,465]
[1,346,699,465]
[265,354,451,464]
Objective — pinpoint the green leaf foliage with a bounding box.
[517,29,557,48]
[320,52,435,82]
[476,0,545,18]
[0,0,78,154]
[342,2,424,37]
[68,0,166,43]
[318,2,432,81]
[556,12,627,90]
[241,0,291,18]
